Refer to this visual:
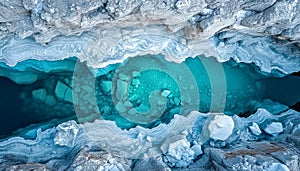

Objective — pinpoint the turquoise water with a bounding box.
[0,55,299,137]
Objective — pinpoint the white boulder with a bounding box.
[208,114,234,141]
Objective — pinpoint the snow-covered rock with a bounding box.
[68,150,131,171]
[264,122,283,136]
[249,122,262,136]
[208,114,234,141]
[0,0,299,74]
[266,163,290,171]
[54,120,80,147]
[162,136,195,167]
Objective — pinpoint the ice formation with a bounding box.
[0,0,299,170]
[0,106,299,170]
[0,0,300,73]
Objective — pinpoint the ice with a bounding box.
[0,0,299,170]
[264,122,283,136]
[208,114,234,141]
[266,163,290,171]
[0,0,299,74]
[32,89,47,102]
[249,122,262,136]
[54,120,79,147]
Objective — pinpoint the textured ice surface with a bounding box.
[0,0,299,170]
[0,0,299,74]
[0,106,299,170]
[207,114,234,141]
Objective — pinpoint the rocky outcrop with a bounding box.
[0,0,299,74]
[0,102,299,170]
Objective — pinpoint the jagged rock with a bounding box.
[161,135,195,167]
[133,157,170,171]
[173,154,212,171]
[0,2,299,171]
[205,141,298,171]
[264,122,283,136]
[0,163,50,171]
[249,122,262,136]
[266,163,289,171]
[68,150,131,171]
[0,0,299,75]
[54,120,80,147]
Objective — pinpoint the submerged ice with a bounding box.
[0,53,299,170]
[2,54,299,137]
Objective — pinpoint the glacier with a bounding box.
[0,0,299,170]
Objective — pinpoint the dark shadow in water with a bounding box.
[0,77,38,138]
[265,76,300,106]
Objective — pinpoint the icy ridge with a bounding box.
[0,0,299,74]
[0,104,299,170]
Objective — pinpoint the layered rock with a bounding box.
[0,102,299,170]
[0,0,299,74]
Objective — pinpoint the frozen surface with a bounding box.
[0,106,299,170]
[0,0,299,170]
[0,0,299,74]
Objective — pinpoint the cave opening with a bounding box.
[0,55,299,139]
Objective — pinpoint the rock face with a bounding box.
[161,135,195,167]
[68,150,131,171]
[133,157,170,171]
[0,163,50,171]
[0,105,299,170]
[204,141,298,171]
[0,0,299,74]
[1,0,300,44]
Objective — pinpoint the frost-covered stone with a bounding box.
[68,150,131,171]
[0,163,49,171]
[83,111,201,159]
[249,122,262,136]
[0,0,299,75]
[190,143,203,156]
[162,136,195,167]
[0,108,299,170]
[54,120,80,147]
[264,122,283,136]
[133,157,170,171]
[266,163,289,171]
[208,114,234,141]
[205,141,298,171]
